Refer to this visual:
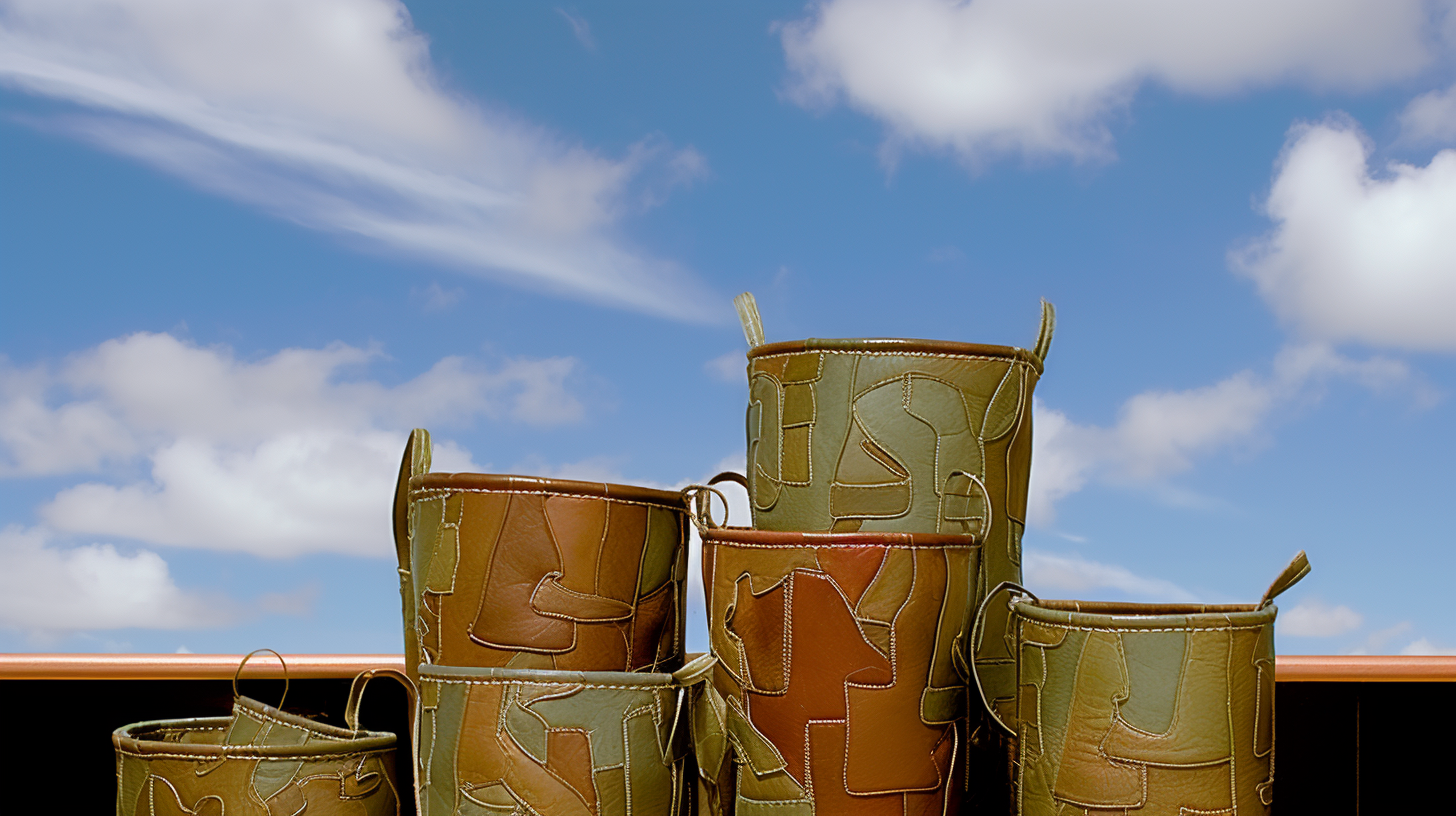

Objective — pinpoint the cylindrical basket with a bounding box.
[114,672,403,816]
[394,429,691,683]
[698,521,980,816]
[973,553,1310,815]
[415,658,713,816]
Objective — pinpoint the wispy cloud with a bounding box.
[0,0,715,319]
[1029,343,1421,523]
[556,8,597,52]
[780,0,1437,166]
[1280,598,1364,637]
[1022,549,1197,602]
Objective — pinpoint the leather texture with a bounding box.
[699,524,980,815]
[975,553,1309,815]
[395,429,691,683]
[734,295,1053,716]
[113,695,400,816]
[415,661,710,816]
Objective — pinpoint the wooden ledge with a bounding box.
[2,654,1455,682]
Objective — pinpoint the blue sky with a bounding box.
[3,0,1456,656]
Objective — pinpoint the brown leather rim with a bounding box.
[410,472,687,509]
[749,338,1044,373]
[700,526,979,548]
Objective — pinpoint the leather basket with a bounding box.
[113,658,407,816]
[414,655,716,816]
[394,429,691,683]
[972,553,1311,815]
[695,516,980,816]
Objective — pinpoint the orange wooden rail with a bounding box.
[3,653,1456,681]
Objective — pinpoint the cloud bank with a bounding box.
[1,332,583,557]
[781,0,1437,164]
[0,0,714,319]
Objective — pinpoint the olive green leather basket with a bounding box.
[413,655,717,816]
[972,553,1310,815]
[113,658,407,816]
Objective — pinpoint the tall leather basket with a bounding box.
[394,429,691,683]
[694,495,980,816]
[113,653,407,816]
[972,553,1310,815]
[414,654,716,816]
[731,294,1052,696]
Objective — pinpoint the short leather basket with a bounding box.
[394,429,691,682]
[113,654,406,816]
[694,500,980,816]
[413,655,715,816]
[972,553,1310,815]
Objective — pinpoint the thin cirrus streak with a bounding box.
[0,0,717,320]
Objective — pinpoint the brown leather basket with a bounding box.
[971,553,1310,815]
[692,499,980,816]
[393,429,692,683]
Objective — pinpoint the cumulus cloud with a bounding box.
[1023,549,1196,602]
[1236,118,1456,350]
[0,0,714,319]
[0,525,231,634]
[780,0,1437,164]
[1,332,582,557]
[1029,343,1414,523]
[1280,598,1364,637]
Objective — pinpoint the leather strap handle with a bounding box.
[233,648,289,709]
[1260,550,1311,608]
[394,429,430,681]
[681,483,730,532]
[344,667,416,731]
[734,292,765,349]
[969,582,1038,736]
[1031,299,1056,366]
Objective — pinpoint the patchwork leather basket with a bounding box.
[972,552,1310,815]
[731,293,1053,711]
[693,499,980,816]
[414,655,716,816]
[394,429,692,682]
[113,654,407,816]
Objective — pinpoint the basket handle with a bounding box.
[969,582,1038,736]
[1260,550,1311,608]
[233,648,289,710]
[734,292,765,349]
[1031,300,1056,366]
[394,429,430,678]
[681,482,732,533]
[344,667,416,731]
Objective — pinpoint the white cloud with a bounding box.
[0,525,231,634]
[2,332,582,557]
[1399,637,1456,655]
[556,8,596,52]
[1236,118,1456,351]
[1399,82,1456,144]
[1029,343,1414,523]
[1022,549,1196,602]
[780,0,1437,164]
[704,351,746,385]
[0,0,715,319]
[1280,598,1364,637]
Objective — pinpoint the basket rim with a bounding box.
[701,525,979,548]
[748,337,1044,373]
[409,472,686,508]
[1013,598,1277,629]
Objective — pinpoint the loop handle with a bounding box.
[344,667,416,732]
[1032,300,1056,365]
[395,429,430,681]
[734,292,765,349]
[233,648,289,710]
[681,483,730,532]
[969,582,1037,736]
[1260,550,1311,608]
[661,653,718,765]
